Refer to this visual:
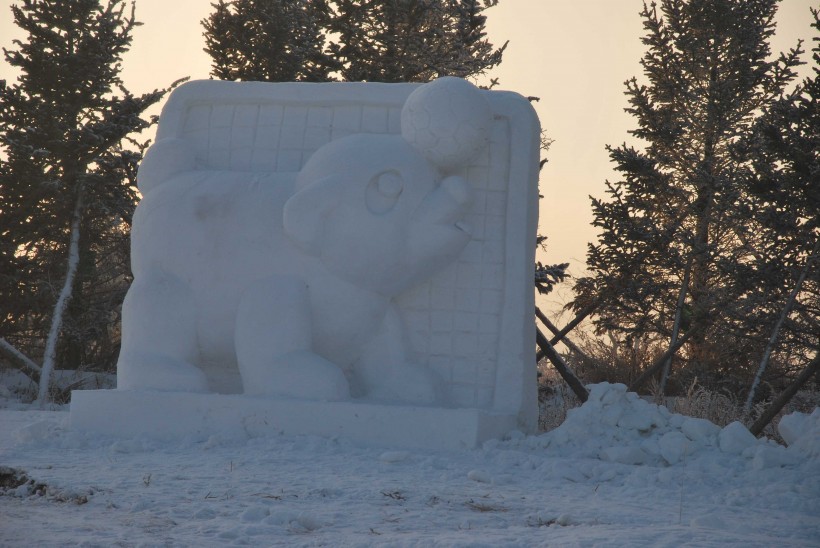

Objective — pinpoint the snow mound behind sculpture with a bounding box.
[513,383,818,469]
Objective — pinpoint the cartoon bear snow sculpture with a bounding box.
[117,77,493,404]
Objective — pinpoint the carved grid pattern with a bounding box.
[179,100,510,409]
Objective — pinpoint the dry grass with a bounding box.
[661,379,819,441]
[537,362,583,432]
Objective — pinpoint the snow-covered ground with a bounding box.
[1,383,818,546]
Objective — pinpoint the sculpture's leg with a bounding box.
[356,306,443,405]
[117,269,208,392]
[235,276,349,401]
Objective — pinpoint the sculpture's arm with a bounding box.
[136,138,197,195]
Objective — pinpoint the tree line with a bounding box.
[0,0,816,421]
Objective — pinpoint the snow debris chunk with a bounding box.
[751,444,802,470]
[719,421,757,455]
[14,419,61,444]
[287,513,324,533]
[616,405,660,432]
[467,469,492,483]
[779,408,820,458]
[680,416,720,442]
[778,412,808,446]
[241,506,270,523]
[588,382,628,405]
[658,431,690,465]
[379,450,409,463]
[555,513,577,526]
[599,445,651,465]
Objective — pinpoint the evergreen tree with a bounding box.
[203,0,337,82]
[571,0,806,392]
[202,0,505,83]
[328,0,504,83]
[0,0,175,402]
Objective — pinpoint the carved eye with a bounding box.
[366,170,404,214]
[377,171,403,198]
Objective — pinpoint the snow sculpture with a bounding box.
[71,77,541,449]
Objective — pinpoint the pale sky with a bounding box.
[1,0,816,313]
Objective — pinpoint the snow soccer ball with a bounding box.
[401,77,493,171]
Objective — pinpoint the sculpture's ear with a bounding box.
[283,176,342,255]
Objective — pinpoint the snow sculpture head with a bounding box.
[284,134,473,295]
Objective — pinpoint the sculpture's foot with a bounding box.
[367,364,442,406]
[118,352,209,393]
[241,350,350,402]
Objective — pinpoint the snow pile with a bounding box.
[519,383,815,469]
[779,407,820,457]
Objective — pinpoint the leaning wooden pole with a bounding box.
[0,338,41,381]
[749,354,820,437]
[548,299,600,348]
[535,307,586,357]
[536,325,588,402]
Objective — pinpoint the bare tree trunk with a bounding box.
[749,354,820,437]
[660,256,693,396]
[36,192,83,407]
[744,238,819,414]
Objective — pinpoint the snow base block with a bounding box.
[70,390,518,450]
